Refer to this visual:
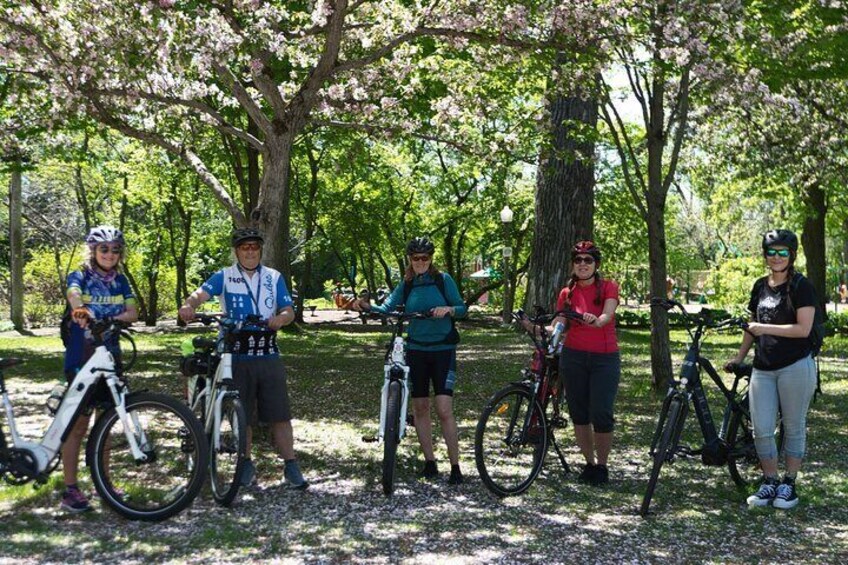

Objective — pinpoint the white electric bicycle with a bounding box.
[0,319,208,521]
[182,314,251,506]
[362,311,429,496]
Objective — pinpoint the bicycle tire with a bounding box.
[210,395,248,506]
[119,330,137,373]
[640,396,684,517]
[475,384,548,497]
[726,399,785,487]
[382,380,402,496]
[87,391,208,521]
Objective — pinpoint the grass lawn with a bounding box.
[1,317,846,563]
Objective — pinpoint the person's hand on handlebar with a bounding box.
[742,321,766,337]
[351,297,371,312]
[430,306,455,318]
[72,307,93,328]
[178,304,196,323]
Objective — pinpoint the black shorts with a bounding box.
[407,349,457,398]
[232,356,292,424]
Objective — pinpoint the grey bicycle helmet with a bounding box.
[406,237,435,255]
[85,225,125,245]
[762,229,798,255]
[231,227,264,247]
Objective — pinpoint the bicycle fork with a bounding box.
[379,363,410,442]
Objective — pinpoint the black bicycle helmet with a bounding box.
[231,227,264,247]
[761,229,798,255]
[85,225,125,245]
[571,240,602,263]
[406,236,435,255]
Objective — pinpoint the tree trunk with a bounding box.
[646,62,673,388]
[9,159,24,330]
[800,183,828,305]
[526,73,597,312]
[253,139,292,276]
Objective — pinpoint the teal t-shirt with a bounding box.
[373,272,467,351]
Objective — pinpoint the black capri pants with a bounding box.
[560,348,621,433]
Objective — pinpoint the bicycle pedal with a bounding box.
[550,416,568,429]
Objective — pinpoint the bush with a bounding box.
[826,311,848,335]
[705,257,764,307]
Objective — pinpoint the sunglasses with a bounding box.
[237,242,261,251]
[410,255,431,263]
[573,256,596,265]
[96,245,123,255]
[765,248,791,258]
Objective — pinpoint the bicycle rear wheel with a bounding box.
[87,392,208,521]
[726,398,784,487]
[210,395,248,506]
[640,396,685,517]
[382,380,402,496]
[475,384,548,497]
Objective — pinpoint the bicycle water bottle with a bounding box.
[45,382,68,416]
[548,321,566,355]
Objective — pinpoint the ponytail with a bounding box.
[565,271,604,306]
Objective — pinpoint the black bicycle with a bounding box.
[475,308,583,497]
[640,298,784,516]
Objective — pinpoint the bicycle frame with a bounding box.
[650,301,750,464]
[1,323,149,484]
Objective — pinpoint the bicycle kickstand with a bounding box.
[551,435,571,474]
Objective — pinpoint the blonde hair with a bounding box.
[82,244,123,272]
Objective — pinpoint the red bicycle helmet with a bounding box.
[571,240,601,263]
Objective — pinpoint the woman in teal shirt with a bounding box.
[357,237,467,485]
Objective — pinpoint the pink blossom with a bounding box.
[159,0,176,8]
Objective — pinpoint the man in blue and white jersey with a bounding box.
[179,228,307,489]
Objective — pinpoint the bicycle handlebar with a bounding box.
[513,308,583,326]
[649,297,748,331]
[190,313,274,332]
[363,310,432,321]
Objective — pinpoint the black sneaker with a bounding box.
[420,460,438,480]
[592,464,609,485]
[60,486,92,514]
[240,459,256,487]
[773,477,799,509]
[448,465,463,485]
[747,477,779,507]
[577,463,597,483]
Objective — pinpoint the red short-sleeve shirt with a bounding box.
[556,279,620,354]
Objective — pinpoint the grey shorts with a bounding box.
[232,356,292,424]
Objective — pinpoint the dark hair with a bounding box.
[565,270,604,306]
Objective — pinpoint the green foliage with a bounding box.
[705,257,764,308]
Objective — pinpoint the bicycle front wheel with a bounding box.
[726,399,784,487]
[382,380,402,496]
[210,395,248,506]
[475,384,548,497]
[640,396,685,517]
[87,392,208,521]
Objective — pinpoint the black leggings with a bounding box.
[560,348,621,433]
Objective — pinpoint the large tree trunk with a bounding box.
[800,182,827,305]
[254,139,292,276]
[526,73,597,313]
[9,159,24,330]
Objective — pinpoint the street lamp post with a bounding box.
[500,205,514,324]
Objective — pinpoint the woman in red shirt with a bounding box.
[553,241,621,485]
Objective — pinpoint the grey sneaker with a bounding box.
[773,477,799,509]
[747,477,779,507]
[283,459,308,490]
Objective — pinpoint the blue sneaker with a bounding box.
[284,459,308,490]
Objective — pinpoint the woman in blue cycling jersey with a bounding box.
[60,226,138,513]
[356,237,468,485]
